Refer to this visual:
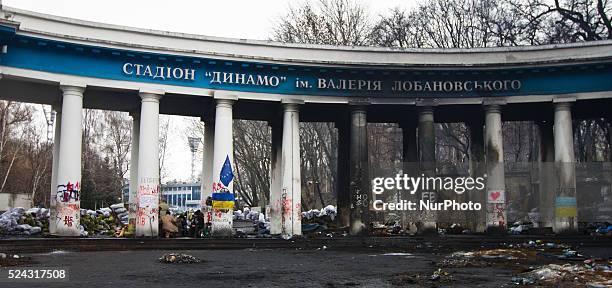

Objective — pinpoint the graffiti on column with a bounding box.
[53,204,79,232]
[281,192,292,218]
[486,190,506,227]
[136,180,159,233]
[351,189,368,208]
[486,203,506,227]
[56,181,80,203]
[53,182,80,233]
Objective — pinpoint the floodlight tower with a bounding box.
[42,105,56,142]
[188,137,201,181]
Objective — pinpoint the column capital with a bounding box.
[418,105,434,114]
[418,106,434,122]
[59,83,85,96]
[554,101,572,112]
[349,102,368,114]
[282,100,302,112]
[484,104,502,114]
[215,98,235,107]
[139,91,163,102]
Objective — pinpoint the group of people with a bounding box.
[161,209,210,238]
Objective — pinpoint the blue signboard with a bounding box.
[1,29,612,98]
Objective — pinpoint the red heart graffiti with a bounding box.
[490,191,501,201]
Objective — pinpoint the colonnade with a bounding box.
[335,102,577,235]
[48,84,578,237]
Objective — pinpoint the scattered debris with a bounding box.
[442,248,533,268]
[510,221,534,235]
[0,253,35,267]
[381,253,413,256]
[158,253,202,264]
[390,269,453,286]
[513,263,612,286]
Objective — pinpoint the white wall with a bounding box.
[0,193,32,211]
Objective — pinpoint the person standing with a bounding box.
[161,211,178,238]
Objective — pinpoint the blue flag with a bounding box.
[219,155,234,187]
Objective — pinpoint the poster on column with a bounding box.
[139,195,158,209]
[487,190,505,204]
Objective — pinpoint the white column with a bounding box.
[281,100,302,237]
[200,120,214,207]
[128,112,140,232]
[52,84,85,237]
[553,101,577,233]
[135,92,162,237]
[484,104,507,231]
[468,120,487,233]
[269,122,283,235]
[211,98,235,237]
[537,120,555,228]
[349,105,369,235]
[48,104,62,235]
[417,106,436,233]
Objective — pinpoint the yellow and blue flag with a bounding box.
[212,192,235,209]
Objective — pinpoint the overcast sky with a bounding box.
[4,0,416,182]
[4,0,415,40]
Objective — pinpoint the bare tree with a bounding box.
[22,123,52,206]
[273,0,372,46]
[233,120,271,207]
[158,116,171,180]
[0,101,34,194]
[100,111,132,182]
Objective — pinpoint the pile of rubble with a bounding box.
[437,240,612,286]
[390,268,454,286]
[512,262,612,286]
[441,248,534,268]
[0,207,48,235]
[158,253,202,264]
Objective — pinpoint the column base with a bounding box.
[211,209,234,237]
[553,217,578,234]
[349,219,368,236]
[417,222,437,235]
